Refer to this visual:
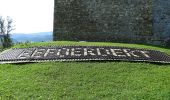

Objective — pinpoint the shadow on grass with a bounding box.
[10,60,170,66]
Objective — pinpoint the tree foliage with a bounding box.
[0,16,15,48]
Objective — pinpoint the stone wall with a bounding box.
[53,0,154,43]
[153,0,170,40]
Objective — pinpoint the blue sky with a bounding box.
[0,0,54,34]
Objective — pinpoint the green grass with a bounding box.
[1,41,170,99]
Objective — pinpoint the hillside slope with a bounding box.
[0,41,170,99]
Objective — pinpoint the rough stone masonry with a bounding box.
[53,0,170,44]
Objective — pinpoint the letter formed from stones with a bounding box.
[31,49,46,58]
[110,49,126,57]
[71,48,81,56]
[18,49,35,59]
[140,51,150,58]
[44,49,57,57]
[84,48,96,56]
[96,48,110,56]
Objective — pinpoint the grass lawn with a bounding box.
[0,41,170,99]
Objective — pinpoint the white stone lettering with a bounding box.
[84,48,96,56]
[106,49,111,55]
[62,48,70,56]
[123,49,131,57]
[71,48,81,56]
[88,48,96,56]
[31,49,46,58]
[97,48,110,56]
[110,49,126,57]
[84,48,88,56]
[130,51,140,57]
[18,50,33,59]
[96,48,102,55]
[71,48,75,56]
[57,49,61,56]
[17,47,152,61]
[122,49,141,58]
[140,51,150,58]
[44,49,56,57]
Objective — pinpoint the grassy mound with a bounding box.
[0,41,170,99]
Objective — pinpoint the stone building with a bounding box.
[53,0,170,44]
[153,0,170,43]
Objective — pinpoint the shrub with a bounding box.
[0,34,13,48]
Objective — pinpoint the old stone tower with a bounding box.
[53,0,170,44]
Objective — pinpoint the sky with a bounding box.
[0,0,54,34]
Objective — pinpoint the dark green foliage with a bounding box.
[0,34,13,48]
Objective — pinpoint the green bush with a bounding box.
[0,34,13,48]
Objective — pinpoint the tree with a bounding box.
[0,16,15,48]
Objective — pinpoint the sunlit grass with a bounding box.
[0,41,170,99]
